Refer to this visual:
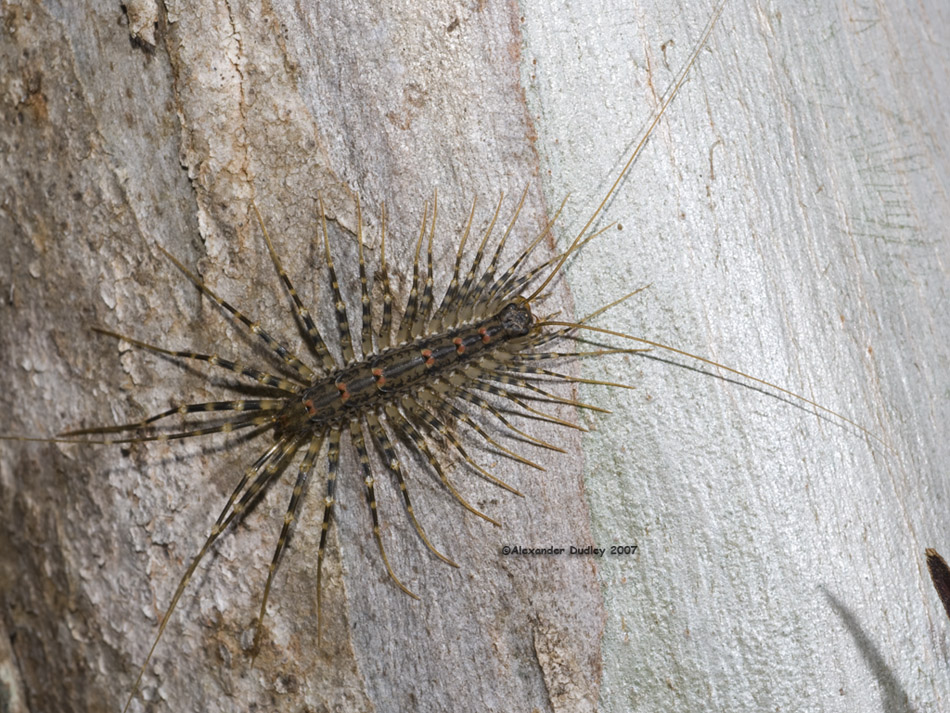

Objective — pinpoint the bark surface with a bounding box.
[1,1,948,713]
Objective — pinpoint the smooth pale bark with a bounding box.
[522,1,950,711]
[1,1,947,713]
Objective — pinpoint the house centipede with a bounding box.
[0,0,912,708]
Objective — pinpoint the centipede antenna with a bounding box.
[526,0,727,304]
[539,320,889,449]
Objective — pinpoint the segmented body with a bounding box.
[297,302,532,427]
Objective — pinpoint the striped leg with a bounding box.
[228,437,302,523]
[123,437,293,713]
[348,420,418,598]
[60,415,274,445]
[384,402,499,526]
[435,195,477,331]
[400,395,522,496]
[459,186,528,317]
[354,196,375,359]
[252,204,335,372]
[416,388,545,471]
[376,203,396,351]
[475,371,610,414]
[156,245,314,384]
[451,387,566,454]
[93,327,301,392]
[252,433,325,652]
[364,412,457,566]
[467,377,588,432]
[481,198,565,310]
[60,399,284,437]
[485,230,609,310]
[395,201,430,345]
[318,196,356,364]
[452,194,503,326]
[513,348,645,362]
[497,363,637,391]
[411,199,436,340]
[314,427,341,643]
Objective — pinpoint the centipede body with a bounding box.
[1,1,949,712]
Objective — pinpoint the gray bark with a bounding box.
[1,1,597,711]
[0,0,947,712]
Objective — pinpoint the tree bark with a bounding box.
[1,1,598,711]
[521,1,950,711]
[1,1,947,712]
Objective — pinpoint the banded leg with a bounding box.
[416,388,545,471]
[364,412,457,567]
[61,399,284,437]
[229,436,302,523]
[315,427,342,642]
[395,201,430,345]
[512,348,645,362]
[122,437,292,713]
[452,387,566,454]
[457,187,527,317]
[384,402,499,526]
[61,414,274,445]
[453,194,503,326]
[481,198,565,309]
[498,363,638,391]
[435,195,478,331]
[355,196,375,359]
[400,395,522,496]
[252,433,325,652]
[252,204,336,372]
[412,200,436,339]
[468,377,588,432]
[156,245,314,384]
[348,419,418,598]
[318,195,356,364]
[486,222,614,317]
[376,203,396,351]
[529,286,653,351]
[475,370,610,414]
[93,327,301,393]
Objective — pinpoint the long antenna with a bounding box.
[539,320,892,452]
[526,0,727,304]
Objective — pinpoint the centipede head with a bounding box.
[498,300,534,337]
